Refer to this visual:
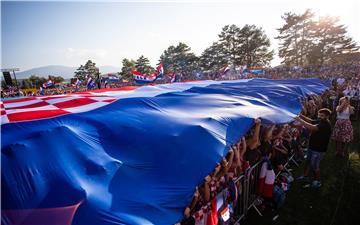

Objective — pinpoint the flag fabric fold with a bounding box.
[1,78,329,225]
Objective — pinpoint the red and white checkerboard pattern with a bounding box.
[1,80,224,125]
[1,94,118,124]
[0,87,140,124]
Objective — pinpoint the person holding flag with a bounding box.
[75,78,81,91]
[86,75,96,90]
[222,65,231,76]
[131,63,164,84]
[156,63,164,78]
[170,72,176,83]
[39,86,45,96]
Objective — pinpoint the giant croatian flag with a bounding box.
[1,79,329,225]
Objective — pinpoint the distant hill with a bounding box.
[15,65,121,79]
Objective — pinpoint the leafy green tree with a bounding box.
[21,79,33,89]
[200,24,273,69]
[199,41,228,71]
[135,55,155,75]
[159,42,199,77]
[238,24,274,67]
[74,60,99,81]
[120,58,136,79]
[28,75,46,88]
[309,16,358,65]
[48,75,64,84]
[74,64,86,80]
[218,24,241,65]
[276,9,358,66]
[276,9,315,66]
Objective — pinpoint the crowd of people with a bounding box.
[1,62,360,99]
[0,80,133,98]
[264,63,360,80]
[1,62,358,224]
[177,75,358,225]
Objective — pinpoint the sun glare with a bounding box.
[311,0,357,17]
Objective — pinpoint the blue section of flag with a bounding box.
[1,79,329,225]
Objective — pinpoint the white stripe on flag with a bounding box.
[45,96,79,104]
[6,105,59,114]
[1,115,9,124]
[62,101,110,113]
[88,97,117,102]
[4,99,43,109]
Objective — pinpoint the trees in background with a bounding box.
[28,75,46,88]
[310,16,358,65]
[199,41,228,72]
[159,42,199,77]
[117,10,357,77]
[237,24,274,67]
[216,24,274,68]
[135,55,155,75]
[74,60,100,81]
[119,55,156,81]
[3,10,358,90]
[48,75,64,84]
[90,10,360,80]
[276,9,358,66]
[120,58,136,79]
[1,75,65,90]
[276,9,315,66]
[199,24,273,72]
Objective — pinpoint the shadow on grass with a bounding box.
[244,120,360,225]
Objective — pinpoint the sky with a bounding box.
[1,0,359,71]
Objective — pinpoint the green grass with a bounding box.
[244,120,360,225]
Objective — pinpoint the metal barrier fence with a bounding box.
[236,154,298,223]
[187,153,298,224]
[191,153,299,225]
[233,174,246,221]
[244,161,263,217]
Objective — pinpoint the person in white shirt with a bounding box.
[331,97,355,157]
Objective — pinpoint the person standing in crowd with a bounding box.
[296,108,332,188]
[332,96,355,157]
[244,118,262,166]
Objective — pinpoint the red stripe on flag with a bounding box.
[1,110,6,115]
[53,98,97,109]
[3,97,37,103]
[7,110,69,122]
[5,101,50,110]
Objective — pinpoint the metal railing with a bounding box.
[190,152,299,225]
